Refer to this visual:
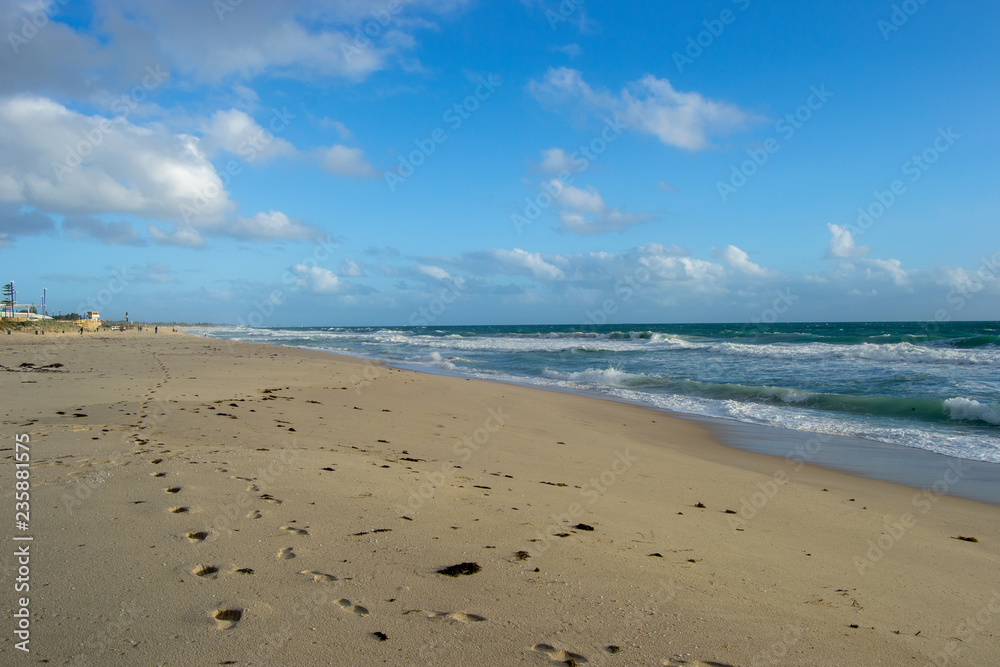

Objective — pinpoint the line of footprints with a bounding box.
[151,457,499,649]
[140,448,736,663]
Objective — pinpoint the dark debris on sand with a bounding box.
[436,562,481,577]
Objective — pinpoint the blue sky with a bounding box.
[1,0,998,326]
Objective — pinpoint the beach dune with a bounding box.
[2,330,997,665]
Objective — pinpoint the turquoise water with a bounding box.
[191,321,1000,464]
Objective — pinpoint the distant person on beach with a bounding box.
[155,326,158,334]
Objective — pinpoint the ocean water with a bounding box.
[190,322,1000,465]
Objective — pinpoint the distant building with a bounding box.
[87,311,100,320]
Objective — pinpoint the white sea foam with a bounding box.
[541,367,639,386]
[710,341,998,366]
[944,398,1000,426]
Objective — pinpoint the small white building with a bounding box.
[87,311,100,320]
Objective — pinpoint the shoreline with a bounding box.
[4,330,998,665]
[193,330,1000,507]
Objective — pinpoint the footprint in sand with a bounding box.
[260,493,282,504]
[532,644,588,664]
[247,510,262,519]
[213,607,242,629]
[186,531,209,542]
[165,487,181,493]
[149,472,166,477]
[192,564,219,578]
[169,506,189,514]
[299,570,338,583]
[335,599,370,617]
[662,662,738,667]
[280,525,309,536]
[276,547,296,560]
[247,484,260,492]
[411,610,487,623]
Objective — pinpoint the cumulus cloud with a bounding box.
[321,118,355,142]
[291,264,340,293]
[226,210,319,241]
[416,264,455,281]
[200,109,297,162]
[316,144,377,178]
[491,248,566,280]
[549,180,653,234]
[435,243,733,294]
[713,245,775,278]
[0,95,234,222]
[825,223,869,258]
[0,97,336,245]
[641,253,726,287]
[147,224,205,247]
[340,258,364,277]
[863,258,909,286]
[200,109,376,177]
[529,67,758,150]
[535,148,576,174]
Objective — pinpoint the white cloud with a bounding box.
[0,95,234,222]
[417,264,454,281]
[555,182,605,214]
[291,264,340,293]
[490,248,566,280]
[321,118,355,142]
[201,109,376,177]
[147,224,205,247]
[825,223,869,258]
[641,253,726,287]
[657,180,677,193]
[316,144,377,178]
[713,245,775,278]
[863,258,909,286]
[550,179,653,234]
[529,67,758,150]
[536,148,576,174]
[200,109,297,162]
[227,210,319,241]
[340,258,364,277]
[0,97,334,244]
[619,75,757,151]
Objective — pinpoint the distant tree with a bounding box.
[1,283,13,317]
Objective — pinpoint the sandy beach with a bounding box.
[2,330,998,666]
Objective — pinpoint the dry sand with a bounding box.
[1,330,997,666]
